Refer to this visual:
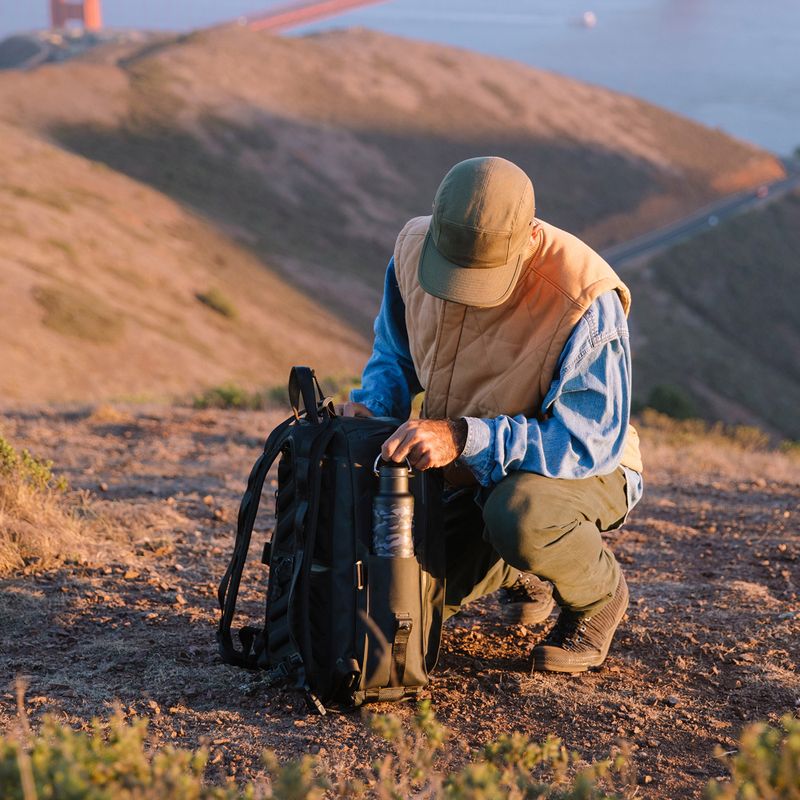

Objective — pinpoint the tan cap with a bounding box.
[419,156,535,308]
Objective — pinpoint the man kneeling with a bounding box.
[342,156,643,673]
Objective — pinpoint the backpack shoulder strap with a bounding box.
[217,413,295,666]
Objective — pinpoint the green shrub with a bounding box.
[5,701,796,799]
[0,432,66,493]
[705,713,800,799]
[192,383,264,410]
[1,701,632,800]
[0,712,244,800]
[196,288,237,319]
[646,384,697,420]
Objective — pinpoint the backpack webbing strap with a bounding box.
[391,612,413,686]
[288,366,325,424]
[293,425,339,678]
[217,414,295,666]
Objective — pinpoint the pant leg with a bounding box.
[442,488,517,621]
[482,467,629,613]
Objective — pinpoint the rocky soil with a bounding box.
[1,406,798,798]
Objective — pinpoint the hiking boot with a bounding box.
[531,572,629,673]
[499,573,555,626]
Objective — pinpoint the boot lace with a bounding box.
[544,611,592,652]
[500,574,548,605]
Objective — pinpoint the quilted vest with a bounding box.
[393,216,643,474]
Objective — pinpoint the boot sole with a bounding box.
[532,580,629,674]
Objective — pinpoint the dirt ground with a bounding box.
[1,406,798,798]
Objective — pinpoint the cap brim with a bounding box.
[417,230,524,308]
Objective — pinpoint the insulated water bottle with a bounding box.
[372,456,414,558]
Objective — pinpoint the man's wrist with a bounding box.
[448,417,468,456]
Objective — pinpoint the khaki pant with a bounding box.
[443,467,629,620]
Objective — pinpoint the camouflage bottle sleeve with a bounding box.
[372,498,415,558]
[372,460,415,558]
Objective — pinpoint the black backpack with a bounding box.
[217,366,445,713]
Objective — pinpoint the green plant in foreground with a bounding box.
[706,714,800,800]
[196,287,238,319]
[0,711,245,800]
[2,700,797,799]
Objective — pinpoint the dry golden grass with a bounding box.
[637,410,800,485]
[0,431,117,575]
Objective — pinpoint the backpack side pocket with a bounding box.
[360,555,426,692]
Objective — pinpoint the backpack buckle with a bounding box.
[263,652,303,687]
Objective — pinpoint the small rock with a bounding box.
[203,495,214,506]
[665,695,679,707]
[98,482,109,492]
[147,700,161,715]
[173,593,187,606]
[123,570,140,580]
[643,775,654,785]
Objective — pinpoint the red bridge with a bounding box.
[247,0,385,32]
[50,0,102,31]
[49,0,384,33]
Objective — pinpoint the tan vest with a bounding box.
[393,215,643,474]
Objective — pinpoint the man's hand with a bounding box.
[382,418,468,471]
[335,401,374,418]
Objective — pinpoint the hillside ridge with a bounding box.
[0,25,785,404]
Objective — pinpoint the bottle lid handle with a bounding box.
[373,454,413,476]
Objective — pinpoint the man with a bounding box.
[341,156,643,673]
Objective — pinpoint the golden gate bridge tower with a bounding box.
[50,0,103,31]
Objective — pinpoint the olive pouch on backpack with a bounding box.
[216,366,445,713]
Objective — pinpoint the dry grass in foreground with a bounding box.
[0,429,115,576]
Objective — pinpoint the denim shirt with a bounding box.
[352,260,643,510]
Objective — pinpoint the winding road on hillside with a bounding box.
[602,160,800,268]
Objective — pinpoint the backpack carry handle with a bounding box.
[288,366,328,423]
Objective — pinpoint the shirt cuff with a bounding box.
[458,417,494,486]
[349,389,393,417]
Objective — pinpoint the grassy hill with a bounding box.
[624,189,800,439]
[0,25,785,404]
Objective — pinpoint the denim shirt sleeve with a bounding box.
[350,258,422,419]
[459,291,632,487]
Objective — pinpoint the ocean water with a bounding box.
[3,0,798,154]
